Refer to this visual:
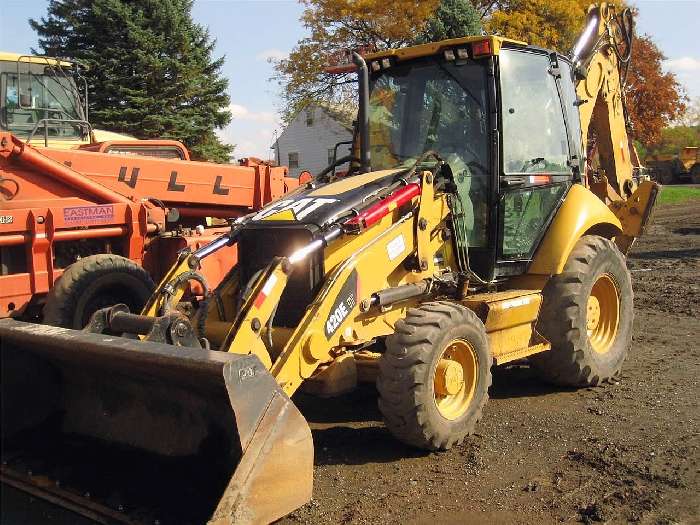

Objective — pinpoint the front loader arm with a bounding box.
[269,214,418,396]
[217,172,448,397]
[218,258,292,369]
[216,212,418,398]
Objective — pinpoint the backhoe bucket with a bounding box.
[0,318,313,524]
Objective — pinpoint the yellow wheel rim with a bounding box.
[433,339,478,420]
[587,273,620,354]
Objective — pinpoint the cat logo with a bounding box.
[252,197,337,221]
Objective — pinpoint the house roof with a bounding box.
[318,102,355,131]
[273,101,355,148]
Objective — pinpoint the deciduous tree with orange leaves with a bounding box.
[625,36,686,145]
[487,1,686,146]
[274,0,440,122]
[274,0,483,122]
[276,0,687,148]
[486,0,590,50]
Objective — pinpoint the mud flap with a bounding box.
[0,318,313,524]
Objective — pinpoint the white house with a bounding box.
[272,104,354,178]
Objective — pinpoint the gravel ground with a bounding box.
[282,199,700,525]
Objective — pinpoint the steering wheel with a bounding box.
[466,160,489,176]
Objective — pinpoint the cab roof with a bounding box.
[0,51,75,68]
[364,35,527,63]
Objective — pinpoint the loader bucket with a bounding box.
[0,318,313,524]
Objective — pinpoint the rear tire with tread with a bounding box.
[691,164,700,185]
[657,167,674,185]
[43,254,154,329]
[531,235,633,386]
[377,302,492,451]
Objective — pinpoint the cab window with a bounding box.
[500,50,569,174]
[498,49,572,263]
[1,70,83,139]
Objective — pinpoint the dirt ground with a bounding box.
[282,199,700,525]
[1,199,698,525]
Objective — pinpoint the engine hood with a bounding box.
[246,169,405,229]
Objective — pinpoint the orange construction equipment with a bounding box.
[0,131,299,325]
[646,146,700,184]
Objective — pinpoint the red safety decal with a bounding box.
[253,292,266,309]
[253,273,278,309]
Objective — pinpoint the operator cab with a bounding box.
[0,53,90,145]
[361,37,583,282]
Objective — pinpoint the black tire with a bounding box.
[531,235,633,386]
[691,164,700,185]
[377,302,492,451]
[43,254,155,329]
[658,167,674,185]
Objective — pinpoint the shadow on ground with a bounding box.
[294,363,574,467]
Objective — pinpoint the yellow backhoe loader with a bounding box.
[0,3,657,523]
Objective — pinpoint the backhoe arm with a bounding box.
[574,3,636,200]
[573,3,658,252]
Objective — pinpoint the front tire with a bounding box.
[43,254,154,329]
[531,235,633,386]
[377,302,492,451]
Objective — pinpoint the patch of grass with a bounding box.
[657,186,700,205]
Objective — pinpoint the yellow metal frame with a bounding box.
[529,184,622,275]
[0,52,75,67]
[364,35,526,63]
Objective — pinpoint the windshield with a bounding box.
[368,59,490,175]
[1,64,85,140]
[368,59,491,248]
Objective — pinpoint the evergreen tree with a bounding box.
[30,0,233,162]
[416,0,483,44]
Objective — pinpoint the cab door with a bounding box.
[495,49,581,277]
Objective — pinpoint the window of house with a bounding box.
[305,109,314,127]
[327,148,335,166]
[288,151,299,169]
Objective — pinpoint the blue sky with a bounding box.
[1,0,698,158]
